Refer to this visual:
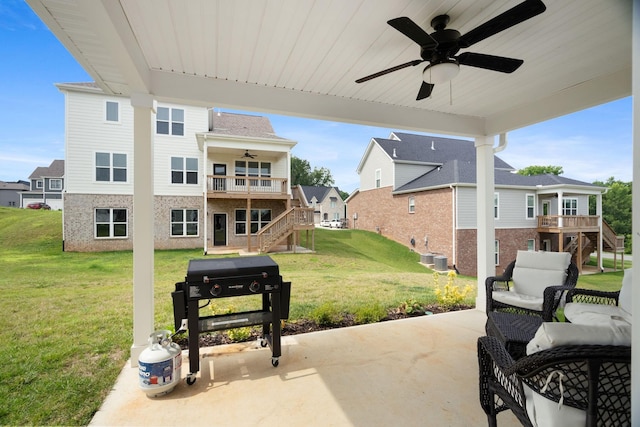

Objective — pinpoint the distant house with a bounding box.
[347,132,621,276]
[57,82,314,253]
[0,180,29,207]
[294,185,346,226]
[20,160,65,210]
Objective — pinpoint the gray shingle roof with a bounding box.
[29,160,64,179]
[208,112,288,140]
[375,133,514,170]
[299,185,341,203]
[384,133,598,193]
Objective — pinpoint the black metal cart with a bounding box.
[172,256,291,385]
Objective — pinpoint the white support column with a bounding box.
[475,135,495,312]
[130,92,156,367]
[631,1,639,423]
[596,192,603,271]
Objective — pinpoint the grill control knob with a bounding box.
[210,283,222,296]
[249,281,260,293]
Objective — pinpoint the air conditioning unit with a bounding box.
[434,256,448,271]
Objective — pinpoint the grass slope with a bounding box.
[0,207,626,425]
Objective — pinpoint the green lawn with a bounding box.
[0,207,628,425]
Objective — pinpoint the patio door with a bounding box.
[213,163,226,191]
[213,213,227,246]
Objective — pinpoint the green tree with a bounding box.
[291,156,334,186]
[517,165,564,176]
[590,177,632,253]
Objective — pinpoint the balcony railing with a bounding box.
[206,175,288,197]
[537,215,599,229]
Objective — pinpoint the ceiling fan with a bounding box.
[355,0,546,100]
[241,150,257,159]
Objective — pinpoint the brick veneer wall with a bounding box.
[348,188,540,277]
[455,227,539,277]
[348,186,454,261]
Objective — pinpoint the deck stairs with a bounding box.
[257,207,314,253]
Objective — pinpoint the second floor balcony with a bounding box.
[206,175,289,199]
[537,215,600,233]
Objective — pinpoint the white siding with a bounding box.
[457,187,476,229]
[394,163,434,189]
[64,90,134,194]
[154,103,208,196]
[496,189,538,228]
[359,144,392,190]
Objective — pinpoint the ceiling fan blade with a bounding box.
[459,0,546,48]
[457,52,523,73]
[387,17,438,49]
[355,59,424,83]
[416,82,434,100]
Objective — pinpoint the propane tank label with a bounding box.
[139,359,175,388]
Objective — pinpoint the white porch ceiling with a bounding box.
[28,0,631,137]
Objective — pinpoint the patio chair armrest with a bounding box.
[478,336,527,420]
[542,285,574,322]
[565,288,620,306]
[486,260,516,312]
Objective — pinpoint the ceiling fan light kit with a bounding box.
[355,0,546,100]
[423,59,459,84]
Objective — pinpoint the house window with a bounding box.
[562,198,578,216]
[235,161,271,186]
[375,169,381,188]
[171,209,198,236]
[526,194,535,219]
[95,208,127,238]
[35,180,43,189]
[494,192,499,219]
[106,101,119,122]
[330,197,337,208]
[408,196,415,213]
[527,239,535,251]
[494,240,500,265]
[49,179,62,190]
[235,209,271,235]
[171,157,198,184]
[156,107,184,136]
[96,152,127,182]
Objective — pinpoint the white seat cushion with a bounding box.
[492,290,543,312]
[619,268,633,316]
[512,251,570,297]
[564,302,632,326]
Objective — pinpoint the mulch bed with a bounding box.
[173,304,473,349]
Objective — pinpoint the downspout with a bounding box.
[450,184,456,269]
[494,133,508,153]
[202,137,208,255]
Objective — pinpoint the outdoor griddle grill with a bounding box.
[172,256,290,385]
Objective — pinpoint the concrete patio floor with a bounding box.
[90,309,520,427]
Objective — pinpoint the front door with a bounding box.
[213,213,227,246]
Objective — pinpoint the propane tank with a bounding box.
[138,330,182,397]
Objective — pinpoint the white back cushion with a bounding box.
[618,268,632,316]
[512,251,570,297]
[526,322,632,355]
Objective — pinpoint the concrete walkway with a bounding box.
[90,310,520,427]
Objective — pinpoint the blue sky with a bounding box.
[1,1,632,194]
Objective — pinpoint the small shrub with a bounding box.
[399,298,423,315]
[433,270,473,309]
[310,302,342,326]
[227,327,253,342]
[354,303,387,324]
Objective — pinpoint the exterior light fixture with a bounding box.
[423,59,460,84]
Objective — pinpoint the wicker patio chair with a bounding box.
[486,251,579,321]
[564,268,632,325]
[478,335,631,427]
